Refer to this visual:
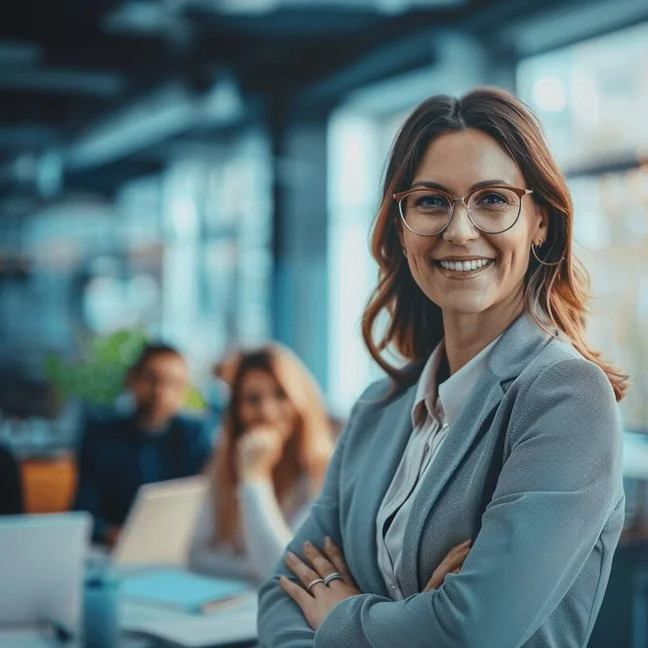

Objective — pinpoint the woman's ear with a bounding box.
[396,219,406,252]
[535,204,549,243]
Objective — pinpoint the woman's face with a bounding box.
[399,128,547,326]
[237,368,296,441]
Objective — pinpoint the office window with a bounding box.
[518,22,648,431]
[327,110,382,415]
[327,107,415,414]
[517,21,648,172]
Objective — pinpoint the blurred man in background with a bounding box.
[73,343,211,545]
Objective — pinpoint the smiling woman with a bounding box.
[257,87,628,648]
[393,128,548,360]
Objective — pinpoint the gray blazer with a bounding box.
[257,313,625,648]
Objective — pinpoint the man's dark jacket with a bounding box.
[73,412,211,542]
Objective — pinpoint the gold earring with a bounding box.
[402,248,408,258]
[531,240,562,267]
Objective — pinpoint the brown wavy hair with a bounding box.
[213,344,333,546]
[361,86,628,401]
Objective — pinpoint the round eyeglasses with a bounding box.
[393,185,534,236]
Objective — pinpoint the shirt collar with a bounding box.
[411,341,445,428]
[132,413,174,439]
[411,335,501,429]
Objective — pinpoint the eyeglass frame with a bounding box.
[392,184,534,236]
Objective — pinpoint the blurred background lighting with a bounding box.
[572,77,599,120]
[532,78,567,112]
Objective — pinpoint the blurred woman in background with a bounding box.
[189,344,334,583]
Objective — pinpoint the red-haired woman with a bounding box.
[259,87,628,648]
[189,344,334,583]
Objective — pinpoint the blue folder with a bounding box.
[120,568,251,613]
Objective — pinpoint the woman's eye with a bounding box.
[414,193,448,209]
[275,389,287,400]
[476,192,508,206]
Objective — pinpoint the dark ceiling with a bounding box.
[0,0,644,202]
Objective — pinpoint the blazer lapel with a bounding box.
[399,313,553,595]
[399,370,505,594]
[355,382,418,596]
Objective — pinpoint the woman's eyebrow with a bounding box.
[409,179,512,192]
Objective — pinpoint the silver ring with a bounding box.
[323,572,343,586]
[306,578,325,593]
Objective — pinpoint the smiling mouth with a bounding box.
[435,258,494,273]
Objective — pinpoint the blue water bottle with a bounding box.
[84,555,120,648]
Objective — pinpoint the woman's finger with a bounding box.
[302,542,336,578]
[323,536,356,585]
[438,544,470,569]
[423,576,439,592]
[447,539,471,558]
[284,551,323,590]
[443,547,470,569]
[423,545,471,592]
[279,576,311,607]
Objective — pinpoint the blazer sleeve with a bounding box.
[263,357,624,648]
[257,397,363,648]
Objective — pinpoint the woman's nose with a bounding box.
[442,200,479,245]
[258,398,282,422]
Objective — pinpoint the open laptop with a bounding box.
[112,475,208,568]
[0,511,91,645]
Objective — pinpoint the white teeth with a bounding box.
[438,258,491,272]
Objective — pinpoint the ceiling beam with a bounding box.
[65,73,245,170]
[0,40,41,65]
[293,23,441,107]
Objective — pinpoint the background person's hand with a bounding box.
[237,426,284,482]
[423,539,471,592]
[104,525,122,549]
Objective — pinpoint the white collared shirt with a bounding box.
[376,336,500,599]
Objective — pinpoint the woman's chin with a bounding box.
[428,292,492,317]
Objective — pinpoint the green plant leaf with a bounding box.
[43,329,205,411]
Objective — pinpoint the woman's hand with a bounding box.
[237,426,284,482]
[280,536,361,630]
[423,539,471,592]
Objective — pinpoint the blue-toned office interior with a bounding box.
[1,1,648,646]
